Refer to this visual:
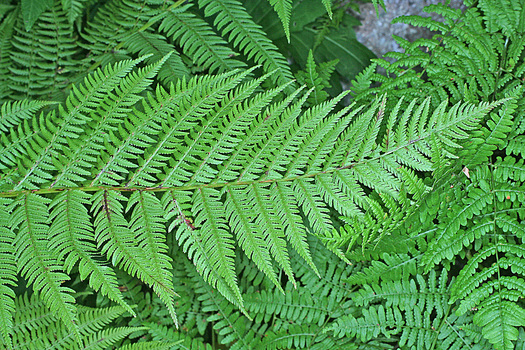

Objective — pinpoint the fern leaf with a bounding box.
[121,31,189,84]
[260,324,317,349]
[11,56,148,190]
[347,253,418,285]
[420,153,525,349]
[9,193,80,341]
[326,270,483,348]
[250,182,296,287]
[0,118,41,171]
[473,298,525,350]
[193,271,260,349]
[49,53,170,188]
[11,292,148,349]
[162,189,245,313]
[320,0,332,18]
[272,181,319,277]
[91,190,177,323]
[49,190,133,316]
[60,0,85,24]
[0,199,15,349]
[0,99,56,131]
[11,2,78,100]
[268,0,293,42]
[296,51,338,106]
[294,178,334,235]
[478,0,523,35]
[126,190,176,324]
[218,85,307,182]
[0,11,15,101]
[224,185,281,291]
[165,72,289,186]
[283,92,348,177]
[21,0,52,32]
[192,187,242,308]
[81,327,149,350]
[143,322,212,350]
[198,0,294,86]
[128,68,252,187]
[159,3,246,73]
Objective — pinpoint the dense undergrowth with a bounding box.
[0,0,524,349]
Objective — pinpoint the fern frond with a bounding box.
[224,184,281,291]
[423,99,517,269]
[198,0,294,86]
[326,270,482,349]
[120,31,189,84]
[60,0,86,24]
[127,190,176,318]
[79,0,164,73]
[2,65,502,326]
[0,20,511,343]
[0,99,56,132]
[478,0,524,35]
[0,11,16,101]
[295,50,339,106]
[48,53,170,188]
[12,293,148,349]
[418,154,525,349]
[11,56,148,190]
[272,181,319,277]
[194,272,261,349]
[92,189,177,324]
[347,253,418,285]
[10,1,78,101]
[145,322,212,350]
[194,187,242,307]
[0,199,15,349]
[268,0,292,42]
[260,324,317,349]
[320,0,332,18]
[127,68,253,187]
[48,190,132,315]
[158,3,246,74]
[9,193,80,341]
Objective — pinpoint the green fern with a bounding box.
[295,50,338,106]
[158,2,246,74]
[198,0,294,86]
[417,156,525,350]
[327,270,493,350]
[1,0,525,349]
[10,1,78,101]
[0,51,506,344]
[10,292,159,350]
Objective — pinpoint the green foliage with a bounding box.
[0,0,524,349]
[11,292,155,349]
[20,0,53,31]
[244,0,376,92]
[338,1,525,349]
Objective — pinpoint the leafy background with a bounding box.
[0,0,524,349]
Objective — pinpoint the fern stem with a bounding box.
[0,134,449,199]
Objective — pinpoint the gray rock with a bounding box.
[353,0,466,61]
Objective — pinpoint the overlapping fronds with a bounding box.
[198,0,294,86]
[414,156,525,350]
[0,48,502,342]
[9,1,78,101]
[158,3,246,74]
[326,270,491,350]
[11,293,154,350]
[2,0,525,349]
